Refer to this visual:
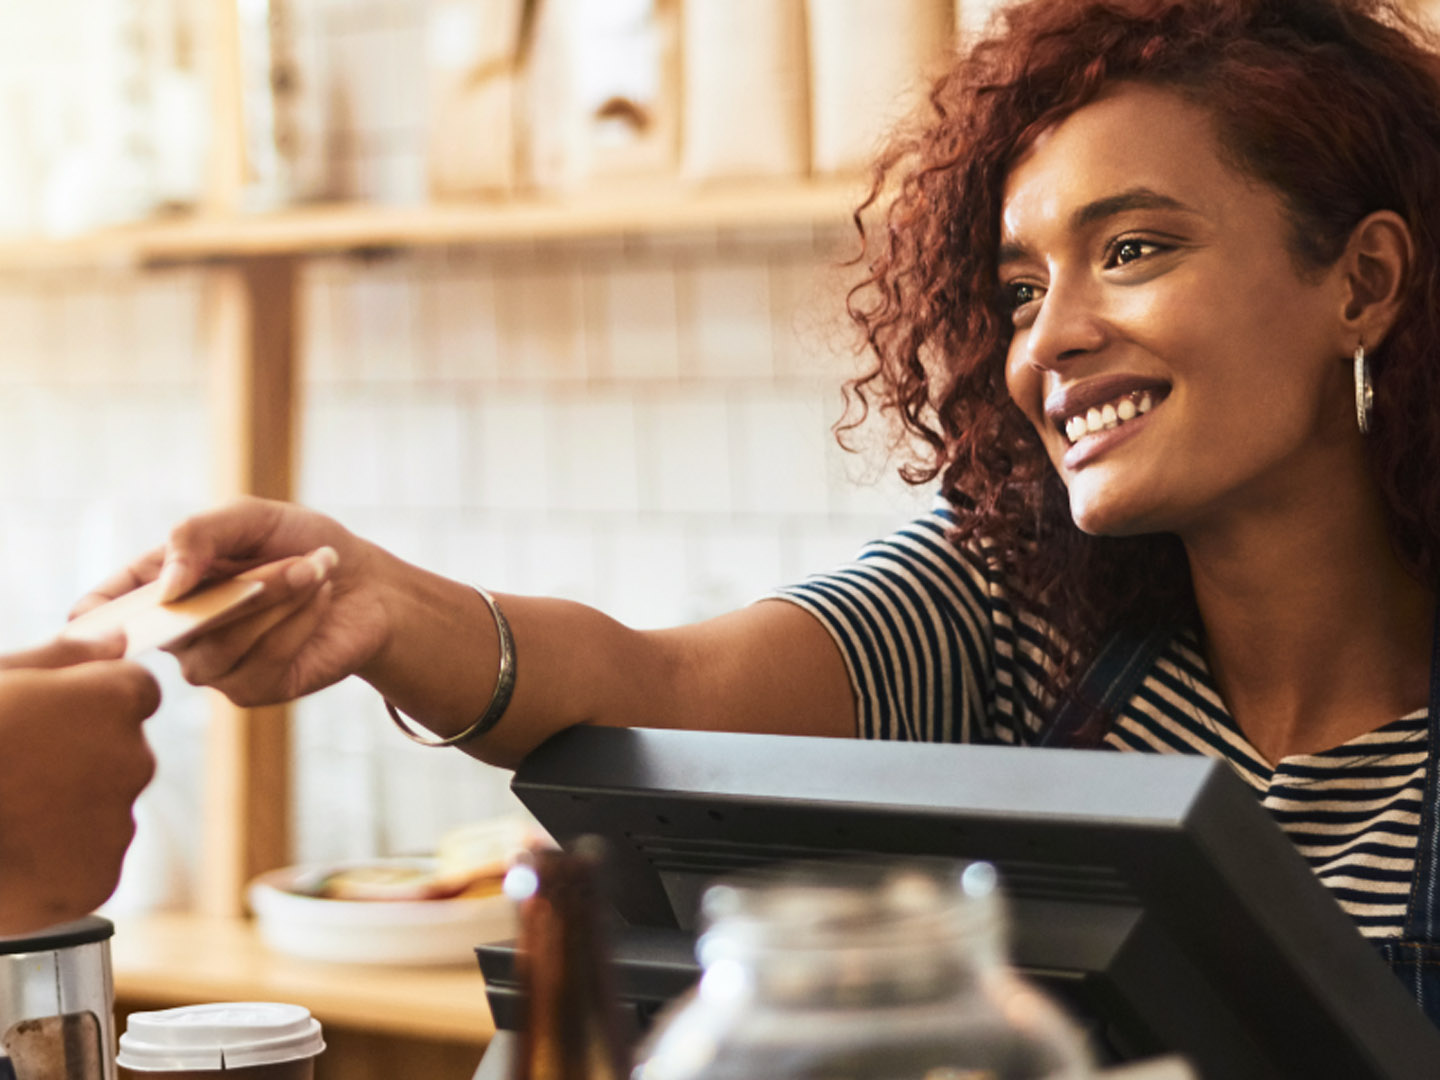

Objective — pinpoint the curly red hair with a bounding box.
[842,0,1440,713]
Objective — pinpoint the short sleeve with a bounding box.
[769,502,1052,744]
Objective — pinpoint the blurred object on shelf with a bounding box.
[680,0,809,182]
[148,0,209,211]
[46,0,163,235]
[235,0,327,210]
[808,0,952,176]
[522,0,680,193]
[236,0,326,210]
[425,0,531,200]
[0,0,209,238]
[247,816,537,965]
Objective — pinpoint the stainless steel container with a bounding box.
[0,915,116,1080]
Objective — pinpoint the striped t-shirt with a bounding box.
[773,503,1428,940]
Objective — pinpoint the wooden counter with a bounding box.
[111,913,493,1080]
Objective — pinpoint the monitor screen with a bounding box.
[480,726,1440,1080]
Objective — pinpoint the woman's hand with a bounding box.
[71,497,391,708]
[0,634,160,933]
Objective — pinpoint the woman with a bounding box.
[80,0,1440,1019]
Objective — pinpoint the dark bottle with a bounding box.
[508,845,633,1080]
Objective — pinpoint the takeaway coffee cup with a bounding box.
[117,1003,324,1079]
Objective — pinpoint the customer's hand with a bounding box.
[0,634,160,933]
[72,497,389,708]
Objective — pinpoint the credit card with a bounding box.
[63,576,264,657]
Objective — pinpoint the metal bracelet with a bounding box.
[384,585,516,748]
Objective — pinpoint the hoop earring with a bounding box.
[1354,344,1374,435]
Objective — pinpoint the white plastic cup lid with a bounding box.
[117,1002,325,1071]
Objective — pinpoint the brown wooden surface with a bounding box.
[112,914,496,1045]
[198,257,300,917]
[0,179,865,272]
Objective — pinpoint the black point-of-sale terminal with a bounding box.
[477,727,1440,1080]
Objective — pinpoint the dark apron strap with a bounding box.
[1040,624,1173,748]
[1401,605,1440,943]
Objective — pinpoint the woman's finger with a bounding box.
[169,552,336,685]
[206,581,337,707]
[156,498,281,601]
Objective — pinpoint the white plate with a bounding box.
[248,859,517,967]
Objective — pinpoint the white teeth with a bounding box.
[1063,391,1158,444]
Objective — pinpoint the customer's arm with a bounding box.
[0,636,160,933]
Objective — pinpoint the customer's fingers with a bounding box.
[0,632,127,671]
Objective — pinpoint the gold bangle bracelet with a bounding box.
[383,585,517,748]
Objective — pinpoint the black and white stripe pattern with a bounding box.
[773,504,1427,940]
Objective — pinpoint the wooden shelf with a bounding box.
[0,179,867,272]
[110,913,496,1046]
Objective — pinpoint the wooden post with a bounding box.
[198,255,300,917]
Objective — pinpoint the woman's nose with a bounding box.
[1021,277,1106,372]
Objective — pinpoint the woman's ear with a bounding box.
[1340,210,1413,347]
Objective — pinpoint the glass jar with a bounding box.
[632,860,1094,1080]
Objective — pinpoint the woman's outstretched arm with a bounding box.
[73,497,856,769]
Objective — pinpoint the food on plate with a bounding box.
[285,816,544,902]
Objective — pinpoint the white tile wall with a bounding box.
[640,391,733,515]
[682,261,776,379]
[551,391,642,516]
[690,524,788,614]
[730,387,834,517]
[494,260,590,382]
[420,268,503,383]
[473,386,556,513]
[600,520,691,629]
[589,264,683,382]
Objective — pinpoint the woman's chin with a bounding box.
[1067,491,1162,538]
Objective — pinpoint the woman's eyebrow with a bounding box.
[1071,187,1191,230]
[998,187,1194,268]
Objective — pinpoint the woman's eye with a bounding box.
[1106,238,1164,268]
[1004,281,1043,317]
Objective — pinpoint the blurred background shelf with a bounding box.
[112,913,494,1079]
[0,180,866,272]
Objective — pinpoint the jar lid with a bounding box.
[0,914,113,955]
[116,1002,325,1071]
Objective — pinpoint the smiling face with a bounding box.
[1000,83,1359,539]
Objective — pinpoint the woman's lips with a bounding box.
[1044,376,1171,472]
[1061,400,1158,471]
